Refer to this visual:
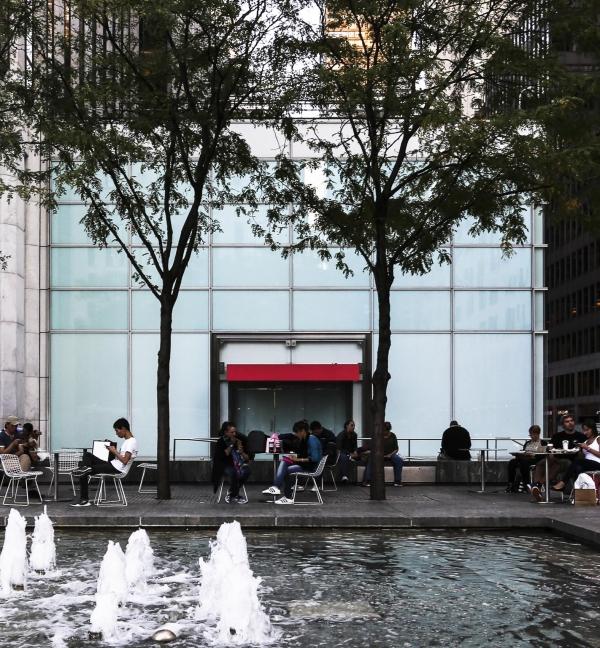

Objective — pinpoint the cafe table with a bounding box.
[469,448,507,493]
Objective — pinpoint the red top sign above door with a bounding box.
[226,363,361,382]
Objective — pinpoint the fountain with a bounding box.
[29,506,56,573]
[0,508,28,594]
[125,528,154,592]
[197,520,276,645]
[89,540,128,640]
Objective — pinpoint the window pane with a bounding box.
[294,291,370,330]
[453,209,531,244]
[395,261,450,288]
[51,291,128,330]
[51,248,129,287]
[212,248,289,287]
[453,248,531,288]
[383,334,451,456]
[52,205,128,245]
[132,334,210,458]
[454,291,531,330]
[132,291,209,330]
[50,334,127,450]
[213,291,289,330]
[54,172,115,203]
[129,248,208,289]
[213,205,289,245]
[293,250,370,287]
[387,291,450,331]
[454,334,532,436]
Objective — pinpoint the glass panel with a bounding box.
[454,334,532,437]
[213,291,289,330]
[131,334,210,458]
[51,291,128,330]
[212,248,289,287]
[293,291,370,330]
[50,334,128,451]
[453,248,531,288]
[51,248,129,287]
[454,291,531,330]
[383,334,451,456]
[534,334,544,429]
[293,250,370,287]
[213,205,289,245]
[54,172,115,203]
[395,260,451,288]
[386,291,450,331]
[129,248,208,289]
[132,291,209,330]
[453,208,531,244]
[52,205,128,245]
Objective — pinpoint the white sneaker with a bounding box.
[310,485,319,492]
[295,485,305,492]
[235,496,248,504]
[274,496,294,505]
[341,476,349,482]
[262,486,281,495]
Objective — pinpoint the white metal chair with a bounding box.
[0,454,44,506]
[291,456,328,505]
[321,451,340,492]
[89,460,133,507]
[138,462,157,493]
[47,449,83,496]
[216,476,248,503]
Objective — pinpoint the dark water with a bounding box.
[1,528,600,647]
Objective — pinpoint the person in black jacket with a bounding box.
[336,419,358,483]
[211,421,250,504]
[439,421,471,460]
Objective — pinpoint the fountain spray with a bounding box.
[125,528,154,592]
[0,508,28,594]
[30,506,56,573]
[90,541,128,640]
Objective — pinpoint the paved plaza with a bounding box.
[6,484,600,548]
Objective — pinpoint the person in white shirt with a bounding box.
[71,417,138,507]
[553,420,600,492]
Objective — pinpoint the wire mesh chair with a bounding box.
[0,454,44,506]
[89,460,133,507]
[47,449,83,496]
[216,476,248,503]
[321,451,340,492]
[290,456,328,505]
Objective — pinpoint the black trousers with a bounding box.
[223,464,250,498]
[564,458,600,485]
[79,451,120,501]
[507,457,538,486]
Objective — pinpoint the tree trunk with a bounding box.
[156,296,173,500]
[371,264,392,501]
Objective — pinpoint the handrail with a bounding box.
[172,437,218,461]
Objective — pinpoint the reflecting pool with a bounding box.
[2,529,600,647]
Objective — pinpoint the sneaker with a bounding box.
[262,486,281,496]
[274,496,294,505]
[530,484,542,502]
[295,485,305,492]
[73,467,91,477]
[224,493,231,504]
[235,496,248,504]
[70,500,91,507]
[393,482,403,487]
[361,482,370,487]
[341,476,349,483]
[310,485,319,493]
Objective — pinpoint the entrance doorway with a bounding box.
[230,382,352,435]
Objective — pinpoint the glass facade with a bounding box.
[49,162,545,457]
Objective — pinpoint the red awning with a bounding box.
[226,363,361,382]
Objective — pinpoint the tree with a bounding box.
[258,0,572,499]
[21,0,297,498]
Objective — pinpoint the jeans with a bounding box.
[274,462,303,497]
[338,451,354,480]
[363,453,403,483]
[79,451,120,501]
[223,464,250,498]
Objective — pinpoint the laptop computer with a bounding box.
[92,440,116,462]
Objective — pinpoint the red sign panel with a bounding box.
[226,363,361,382]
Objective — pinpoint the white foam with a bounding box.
[197,520,278,645]
[30,506,57,573]
[0,508,28,594]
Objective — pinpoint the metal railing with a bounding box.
[172,437,218,461]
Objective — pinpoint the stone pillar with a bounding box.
[0,168,26,423]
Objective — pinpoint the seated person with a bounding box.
[20,423,50,468]
[529,413,586,501]
[360,422,404,487]
[0,416,31,470]
[553,420,600,492]
[506,425,546,492]
[309,421,336,452]
[336,419,358,483]
[439,421,471,460]
[211,421,250,504]
[71,417,138,507]
[262,420,322,504]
